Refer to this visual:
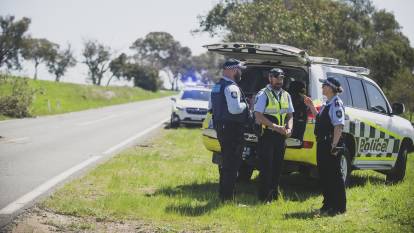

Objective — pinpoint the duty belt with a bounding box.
[316,135,333,142]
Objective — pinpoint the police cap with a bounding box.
[223,58,246,70]
[269,68,285,78]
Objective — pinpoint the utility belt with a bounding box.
[316,134,333,142]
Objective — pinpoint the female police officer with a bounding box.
[304,77,346,215]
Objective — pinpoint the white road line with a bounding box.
[103,118,169,155]
[0,155,101,215]
[76,114,119,126]
[0,137,29,143]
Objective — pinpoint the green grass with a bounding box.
[43,128,414,232]
[0,76,175,117]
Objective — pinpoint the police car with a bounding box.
[170,86,211,127]
[202,42,414,183]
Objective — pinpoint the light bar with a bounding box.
[330,65,371,75]
[309,56,339,65]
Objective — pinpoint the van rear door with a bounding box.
[204,43,310,67]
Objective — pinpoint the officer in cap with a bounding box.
[254,68,294,202]
[304,77,347,215]
[209,58,249,201]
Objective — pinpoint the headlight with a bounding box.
[176,106,185,111]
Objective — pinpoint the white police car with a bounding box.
[170,86,211,128]
[202,42,414,183]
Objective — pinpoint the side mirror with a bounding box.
[392,103,405,115]
[171,97,176,102]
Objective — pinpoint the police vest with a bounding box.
[263,88,289,126]
[314,104,333,139]
[211,78,247,124]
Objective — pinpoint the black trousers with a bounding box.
[317,140,347,212]
[216,121,244,200]
[257,130,286,201]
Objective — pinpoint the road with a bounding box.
[0,97,171,227]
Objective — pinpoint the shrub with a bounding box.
[0,74,35,118]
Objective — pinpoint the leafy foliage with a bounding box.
[130,32,192,90]
[47,44,76,82]
[0,15,30,69]
[82,40,111,85]
[0,74,34,117]
[21,38,58,79]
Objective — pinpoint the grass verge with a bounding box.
[0,76,175,117]
[42,128,414,232]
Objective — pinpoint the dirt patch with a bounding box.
[2,207,159,233]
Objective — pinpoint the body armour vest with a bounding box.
[314,104,334,138]
[211,78,248,124]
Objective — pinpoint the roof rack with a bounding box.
[329,65,370,75]
[309,56,339,65]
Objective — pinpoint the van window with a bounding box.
[364,81,389,114]
[326,73,352,106]
[347,78,368,110]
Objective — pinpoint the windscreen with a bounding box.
[181,90,210,101]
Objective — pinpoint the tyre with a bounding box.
[237,160,254,183]
[170,114,179,128]
[386,143,408,184]
[339,146,352,185]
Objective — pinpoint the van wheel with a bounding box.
[340,147,352,185]
[237,161,254,183]
[386,144,408,184]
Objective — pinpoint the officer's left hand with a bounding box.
[331,147,340,156]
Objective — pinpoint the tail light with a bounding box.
[302,141,314,149]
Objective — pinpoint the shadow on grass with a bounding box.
[149,169,387,217]
[164,122,202,130]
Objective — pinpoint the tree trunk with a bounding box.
[55,75,61,82]
[106,75,115,87]
[34,62,39,80]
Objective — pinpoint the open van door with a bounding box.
[204,43,310,67]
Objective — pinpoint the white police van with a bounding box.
[201,42,414,183]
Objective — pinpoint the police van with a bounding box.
[202,42,414,184]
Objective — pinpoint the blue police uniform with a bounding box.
[315,94,347,214]
[254,84,294,202]
[210,75,248,200]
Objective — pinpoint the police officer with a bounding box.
[304,77,346,215]
[254,68,294,202]
[209,58,248,201]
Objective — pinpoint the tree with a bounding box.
[21,38,58,80]
[124,63,162,92]
[387,69,414,121]
[106,53,128,86]
[191,52,225,83]
[82,40,111,86]
[47,45,76,82]
[0,15,31,69]
[130,32,192,90]
[197,0,414,89]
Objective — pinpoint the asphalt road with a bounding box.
[0,97,172,227]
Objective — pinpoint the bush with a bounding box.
[0,74,35,118]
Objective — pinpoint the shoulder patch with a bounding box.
[336,110,343,118]
[231,91,238,99]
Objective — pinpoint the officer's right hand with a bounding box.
[303,95,313,107]
[271,124,287,135]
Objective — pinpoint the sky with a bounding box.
[1,0,413,86]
